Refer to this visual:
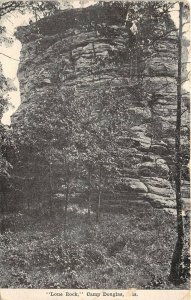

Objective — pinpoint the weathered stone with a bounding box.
[11,4,189,212]
[116,178,148,193]
[139,160,169,177]
[144,56,177,77]
[141,177,172,188]
[144,193,176,208]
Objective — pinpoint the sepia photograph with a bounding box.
[0,0,190,294]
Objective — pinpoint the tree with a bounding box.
[0,1,25,17]
[1,1,189,285]
[0,1,59,19]
[0,58,17,232]
[169,2,188,285]
[123,1,190,284]
[25,1,60,22]
[108,1,189,284]
[73,85,132,222]
[0,122,16,233]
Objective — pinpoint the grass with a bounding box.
[0,203,190,289]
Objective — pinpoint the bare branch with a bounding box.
[152,29,178,45]
[13,175,34,180]
[182,22,190,27]
[181,108,188,116]
[0,1,23,17]
[181,71,191,84]
[182,91,190,96]
[0,52,19,61]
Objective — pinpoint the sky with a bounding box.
[0,1,189,125]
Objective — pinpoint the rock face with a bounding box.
[12,4,189,212]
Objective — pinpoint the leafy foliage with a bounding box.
[0,205,189,288]
[0,0,190,289]
[0,1,59,18]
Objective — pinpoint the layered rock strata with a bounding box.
[12,4,189,212]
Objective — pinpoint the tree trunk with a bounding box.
[0,191,6,234]
[34,8,38,22]
[87,169,92,222]
[27,196,30,211]
[63,178,69,236]
[48,143,53,215]
[169,2,185,285]
[96,165,102,223]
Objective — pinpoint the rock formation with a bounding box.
[11,3,189,213]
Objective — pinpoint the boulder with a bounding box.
[144,193,176,208]
[116,178,148,193]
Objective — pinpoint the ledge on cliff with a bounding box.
[15,4,128,43]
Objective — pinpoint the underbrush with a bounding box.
[0,204,190,289]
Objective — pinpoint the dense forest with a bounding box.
[0,0,190,289]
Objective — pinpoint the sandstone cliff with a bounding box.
[11,3,189,213]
